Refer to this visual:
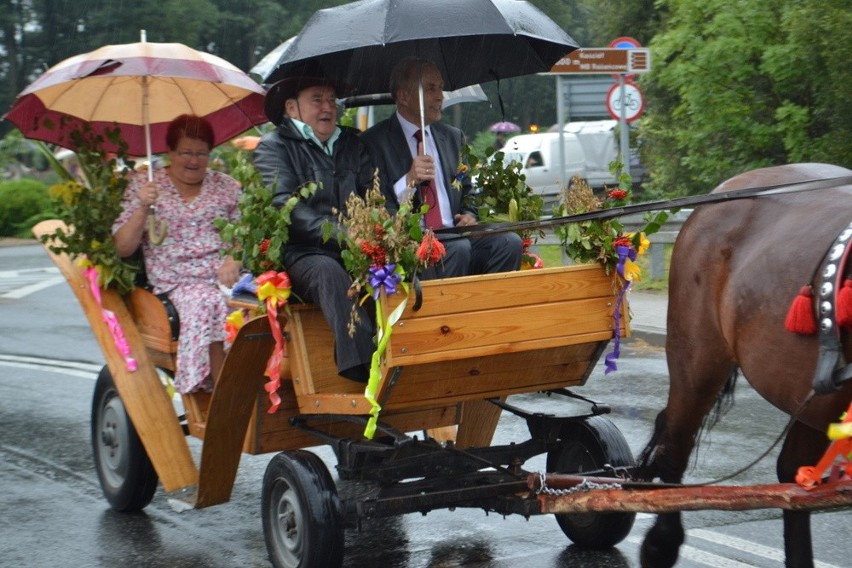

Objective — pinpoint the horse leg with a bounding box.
[638,329,738,567]
[777,420,830,568]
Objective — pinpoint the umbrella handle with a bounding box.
[147,205,168,245]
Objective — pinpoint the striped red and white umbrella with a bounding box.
[3,36,268,158]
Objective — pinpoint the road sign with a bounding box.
[550,48,651,75]
[606,80,645,122]
[610,36,641,49]
[609,37,643,80]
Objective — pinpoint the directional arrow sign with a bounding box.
[549,48,651,75]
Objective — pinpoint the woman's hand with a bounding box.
[139,181,159,208]
[218,257,242,287]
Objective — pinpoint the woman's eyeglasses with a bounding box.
[176,150,210,160]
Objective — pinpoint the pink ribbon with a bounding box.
[83,266,137,372]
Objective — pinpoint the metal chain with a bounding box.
[535,472,623,496]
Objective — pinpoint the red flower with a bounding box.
[608,189,628,200]
[259,239,270,256]
[360,240,387,266]
[613,235,632,248]
[416,231,446,265]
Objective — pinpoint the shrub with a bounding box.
[0,179,54,237]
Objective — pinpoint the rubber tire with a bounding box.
[262,450,345,568]
[547,415,636,549]
[91,366,158,512]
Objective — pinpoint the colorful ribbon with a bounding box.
[368,263,402,300]
[363,271,409,439]
[256,271,292,413]
[605,245,633,375]
[82,263,137,372]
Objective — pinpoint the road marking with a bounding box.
[2,276,66,299]
[0,354,101,378]
[689,528,842,568]
[0,267,64,299]
[625,534,757,567]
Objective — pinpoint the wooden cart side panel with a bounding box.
[286,307,366,402]
[300,343,602,414]
[385,297,618,364]
[195,316,275,508]
[125,288,178,364]
[33,220,198,493]
[385,264,618,318]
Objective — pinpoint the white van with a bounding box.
[500,132,586,200]
[499,121,640,199]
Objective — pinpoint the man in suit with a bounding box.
[361,57,522,279]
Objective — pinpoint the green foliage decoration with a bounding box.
[215,149,317,275]
[38,126,140,294]
[555,160,669,276]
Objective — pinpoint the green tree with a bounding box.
[640,0,852,196]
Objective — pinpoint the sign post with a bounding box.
[610,38,642,178]
[549,39,650,180]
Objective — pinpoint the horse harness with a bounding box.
[812,221,852,394]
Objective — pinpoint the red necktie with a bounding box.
[413,129,443,229]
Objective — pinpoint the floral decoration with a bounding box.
[450,162,469,191]
[554,169,668,374]
[215,151,317,275]
[462,144,545,270]
[39,125,140,294]
[554,173,665,279]
[326,180,446,438]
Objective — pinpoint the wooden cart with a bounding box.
[35,219,636,568]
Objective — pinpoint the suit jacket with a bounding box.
[361,115,478,221]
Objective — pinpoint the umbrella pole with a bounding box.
[417,67,426,156]
[140,29,167,245]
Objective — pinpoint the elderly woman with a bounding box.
[113,114,242,393]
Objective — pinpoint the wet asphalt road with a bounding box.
[1,242,849,567]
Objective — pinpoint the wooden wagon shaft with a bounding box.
[529,473,852,513]
[437,174,852,241]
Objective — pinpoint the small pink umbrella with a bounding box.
[489,121,521,133]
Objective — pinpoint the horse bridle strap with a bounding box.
[812,220,852,394]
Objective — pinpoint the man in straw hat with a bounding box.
[255,72,375,383]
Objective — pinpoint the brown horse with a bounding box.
[636,163,852,568]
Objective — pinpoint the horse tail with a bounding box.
[702,367,739,432]
[635,368,739,481]
[690,367,739,468]
[635,410,668,480]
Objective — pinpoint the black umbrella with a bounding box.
[261,0,579,97]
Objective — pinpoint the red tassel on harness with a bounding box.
[837,279,852,328]
[785,285,817,335]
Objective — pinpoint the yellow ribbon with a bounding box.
[363,278,409,439]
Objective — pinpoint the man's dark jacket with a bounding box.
[361,114,477,220]
[254,118,375,266]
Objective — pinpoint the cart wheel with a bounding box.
[262,450,344,568]
[91,366,158,512]
[547,415,636,549]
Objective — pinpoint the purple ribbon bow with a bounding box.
[369,263,402,299]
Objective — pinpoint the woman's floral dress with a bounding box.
[114,168,241,393]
